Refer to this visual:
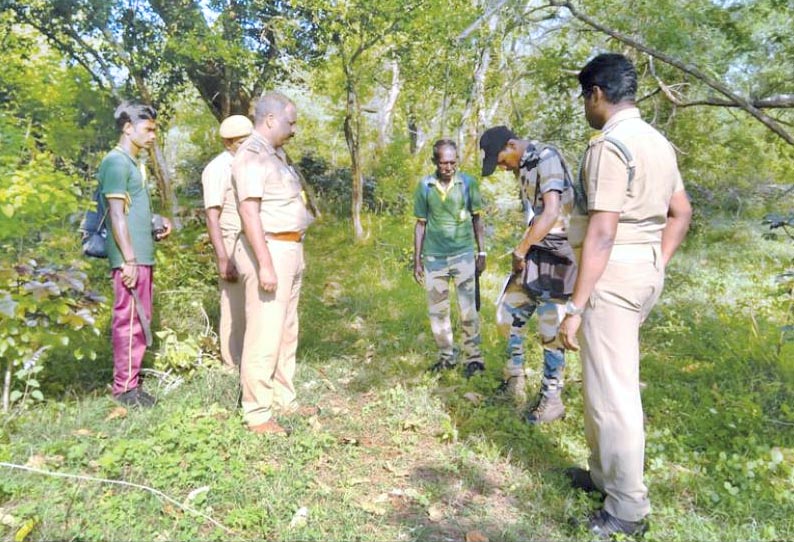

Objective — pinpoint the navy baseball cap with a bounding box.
[479,125,517,176]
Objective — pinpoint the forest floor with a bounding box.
[1,213,793,542]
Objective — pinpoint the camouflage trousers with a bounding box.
[424,251,482,364]
[497,275,565,395]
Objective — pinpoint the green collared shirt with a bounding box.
[99,148,154,268]
[413,172,483,257]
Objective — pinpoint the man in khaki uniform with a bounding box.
[202,115,253,370]
[559,54,691,537]
[231,92,315,435]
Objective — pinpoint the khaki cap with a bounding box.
[219,115,253,139]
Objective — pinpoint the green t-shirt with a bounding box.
[98,148,155,268]
[413,172,483,257]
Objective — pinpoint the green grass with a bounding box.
[1,214,793,541]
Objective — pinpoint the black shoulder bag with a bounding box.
[79,188,108,258]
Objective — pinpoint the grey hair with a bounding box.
[253,92,294,125]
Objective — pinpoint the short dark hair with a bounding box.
[114,101,157,132]
[578,53,637,104]
[253,91,294,125]
[432,139,457,162]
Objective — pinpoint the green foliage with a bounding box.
[3,215,794,541]
[369,135,425,215]
[0,26,111,410]
[297,154,376,216]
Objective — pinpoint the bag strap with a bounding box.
[93,188,109,233]
[575,135,635,214]
[529,144,571,209]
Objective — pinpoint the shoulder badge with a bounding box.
[243,139,265,154]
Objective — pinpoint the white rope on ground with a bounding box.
[0,462,238,536]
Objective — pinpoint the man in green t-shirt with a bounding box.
[413,139,486,377]
[99,102,172,408]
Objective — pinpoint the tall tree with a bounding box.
[1,0,321,220]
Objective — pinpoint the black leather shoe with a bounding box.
[115,388,156,408]
[136,389,157,407]
[565,467,605,496]
[588,508,647,539]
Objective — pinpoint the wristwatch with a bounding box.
[565,299,584,316]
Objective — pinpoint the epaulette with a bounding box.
[244,139,265,153]
[586,131,605,147]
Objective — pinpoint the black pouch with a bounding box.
[522,234,577,300]
[80,190,108,258]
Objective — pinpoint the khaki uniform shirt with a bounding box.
[231,132,313,234]
[569,108,685,248]
[202,150,241,233]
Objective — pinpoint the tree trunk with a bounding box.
[465,7,498,159]
[408,112,418,155]
[344,84,365,240]
[2,359,11,412]
[378,59,402,147]
[148,143,182,229]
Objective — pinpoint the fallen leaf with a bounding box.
[463,392,483,405]
[105,406,128,421]
[465,530,489,542]
[0,508,19,527]
[24,455,46,469]
[402,418,422,431]
[162,504,179,518]
[427,502,444,522]
[322,281,343,305]
[72,428,94,437]
[48,455,64,467]
[357,499,387,516]
[373,493,390,504]
[402,488,422,500]
[383,462,409,477]
[289,506,309,528]
[14,517,37,542]
[308,417,323,431]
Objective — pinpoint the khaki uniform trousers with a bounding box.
[579,243,664,522]
[219,231,245,369]
[234,237,304,426]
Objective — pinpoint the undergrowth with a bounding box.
[1,214,792,542]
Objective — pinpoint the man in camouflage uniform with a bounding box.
[413,139,486,378]
[231,92,315,435]
[480,126,575,423]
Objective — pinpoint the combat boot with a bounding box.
[525,392,565,424]
[497,373,527,403]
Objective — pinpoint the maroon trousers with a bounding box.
[111,266,153,396]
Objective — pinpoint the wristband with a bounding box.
[124,258,137,265]
[477,251,487,256]
[565,299,584,316]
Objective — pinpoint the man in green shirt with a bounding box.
[99,102,172,408]
[413,139,486,377]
